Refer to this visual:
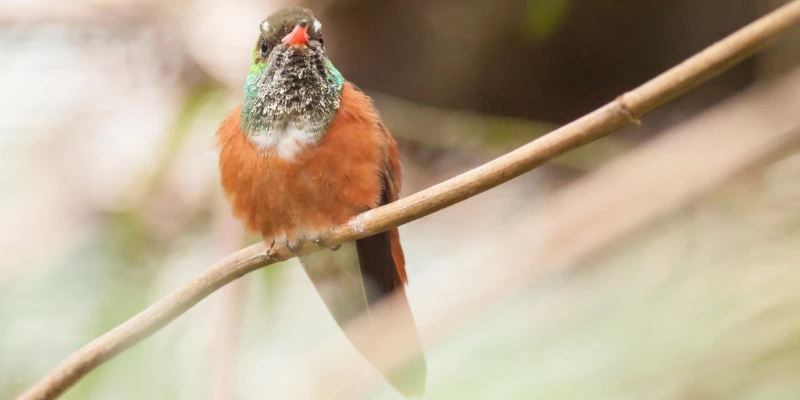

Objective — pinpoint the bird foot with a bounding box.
[309,233,340,251]
[287,241,302,255]
[270,233,339,254]
[269,236,303,255]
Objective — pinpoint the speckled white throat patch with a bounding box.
[249,122,321,161]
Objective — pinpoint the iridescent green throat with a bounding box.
[241,43,344,136]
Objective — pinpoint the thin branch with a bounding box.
[279,67,800,400]
[371,92,631,171]
[368,91,629,171]
[16,2,800,399]
[370,93,558,152]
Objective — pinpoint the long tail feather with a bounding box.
[300,239,426,397]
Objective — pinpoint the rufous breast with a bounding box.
[216,83,387,245]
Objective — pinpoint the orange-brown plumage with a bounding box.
[217,82,404,278]
[383,129,406,282]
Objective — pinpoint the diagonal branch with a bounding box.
[280,66,800,400]
[16,1,800,399]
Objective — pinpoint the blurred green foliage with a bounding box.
[524,0,573,41]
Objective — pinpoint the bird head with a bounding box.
[241,7,343,136]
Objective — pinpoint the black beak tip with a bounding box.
[298,20,309,29]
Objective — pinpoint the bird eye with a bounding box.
[260,40,270,56]
[318,37,324,47]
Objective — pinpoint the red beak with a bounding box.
[282,21,309,46]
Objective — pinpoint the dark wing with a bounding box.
[356,172,401,302]
[356,122,406,302]
[334,84,424,396]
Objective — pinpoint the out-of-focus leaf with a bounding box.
[524,0,573,41]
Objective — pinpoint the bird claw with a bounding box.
[310,233,339,251]
[272,233,338,254]
[269,236,302,255]
[286,239,302,255]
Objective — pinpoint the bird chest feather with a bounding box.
[216,83,386,245]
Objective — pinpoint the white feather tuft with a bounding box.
[249,122,321,161]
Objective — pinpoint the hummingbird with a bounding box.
[215,6,426,396]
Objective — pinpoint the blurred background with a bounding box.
[2,0,800,399]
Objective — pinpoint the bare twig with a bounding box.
[16,2,800,399]
[280,67,800,400]
[370,93,558,152]
[371,92,631,171]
